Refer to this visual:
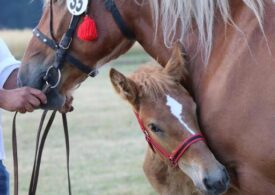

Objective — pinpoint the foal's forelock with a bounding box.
[129,66,183,100]
[148,0,264,62]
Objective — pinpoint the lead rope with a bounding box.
[12,107,72,195]
[62,113,72,195]
[28,110,57,195]
[12,112,18,195]
[28,110,48,195]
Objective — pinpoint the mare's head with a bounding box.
[110,48,229,194]
[18,0,137,109]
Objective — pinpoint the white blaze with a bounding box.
[166,95,195,134]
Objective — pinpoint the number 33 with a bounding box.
[70,0,83,12]
[67,0,88,15]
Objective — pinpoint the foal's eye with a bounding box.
[148,123,163,133]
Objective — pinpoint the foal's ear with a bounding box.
[163,46,187,82]
[110,68,138,104]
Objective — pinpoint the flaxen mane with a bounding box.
[148,0,264,61]
[44,0,264,60]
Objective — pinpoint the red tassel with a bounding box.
[77,16,98,41]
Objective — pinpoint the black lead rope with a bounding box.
[28,111,48,195]
[12,112,18,195]
[28,111,57,195]
[62,113,72,195]
[12,111,72,195]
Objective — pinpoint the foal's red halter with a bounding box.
[134,113,205,166]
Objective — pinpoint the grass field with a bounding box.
[0,30,156,194]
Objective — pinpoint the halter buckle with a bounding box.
[59,37,72,50]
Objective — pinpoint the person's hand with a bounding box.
[59,95,74,113]
[0,87,47,113]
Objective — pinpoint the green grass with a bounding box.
[0,30,155,195]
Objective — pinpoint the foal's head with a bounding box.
[110,48,229,194]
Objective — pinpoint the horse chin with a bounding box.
[40,89,66,110]
[178,159,229,195]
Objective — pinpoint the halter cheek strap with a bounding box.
[33,21,99,80]
[104,0,135,40]
[134,112,205,166]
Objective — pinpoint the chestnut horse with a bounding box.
[19,0,275,194]
[110,47,229,194]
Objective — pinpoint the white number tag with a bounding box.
[66,0,88,16]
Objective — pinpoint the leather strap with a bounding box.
[170,134,205,165]
[13,111,72,195]
[29,111,57,195]
[104,0,135,40]
[12,112,19,195]
[134,112,205,166]
[52,15,80,70]
[49,0,58,44]
[28,111,48,195]
[33,28,98,77]
[62,113,72,195]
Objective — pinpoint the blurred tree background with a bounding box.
[0,0,43,29]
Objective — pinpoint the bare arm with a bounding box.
[1,68,72,113]
[0,69,47,113]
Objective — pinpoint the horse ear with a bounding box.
[163,46,187,82]
[110,68,138,105]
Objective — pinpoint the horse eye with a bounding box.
[148,123,162,133]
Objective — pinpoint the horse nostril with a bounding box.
[203,176,228,194]
[203,177,213,190]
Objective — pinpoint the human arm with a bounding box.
[0,69,47,113]
[0,39,47,113]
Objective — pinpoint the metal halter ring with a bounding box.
[44,65,61,89]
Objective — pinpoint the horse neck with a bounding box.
[187,0,275,100]
[128,1,171,66]
[134,0,275,99]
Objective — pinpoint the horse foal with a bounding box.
[110,48,229,195]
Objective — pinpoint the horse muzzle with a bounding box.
[178,158,230,195]
[202,167,229,195]
[17,67,65,110]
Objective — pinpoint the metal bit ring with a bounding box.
[44,66,61,89]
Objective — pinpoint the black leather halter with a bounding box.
[33,0,135,90]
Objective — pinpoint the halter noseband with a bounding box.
[134,112,205,166]
[33,0,135,90]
